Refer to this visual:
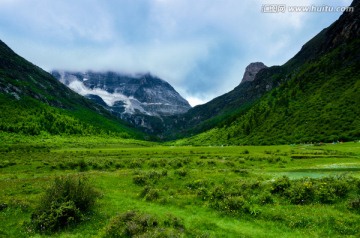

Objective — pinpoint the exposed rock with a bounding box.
[240,62,268,84]
[51,70,191,133]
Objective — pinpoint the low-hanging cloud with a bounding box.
[0,0,352,106]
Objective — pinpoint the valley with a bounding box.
[1,140,360,237]
[0,0,359,237]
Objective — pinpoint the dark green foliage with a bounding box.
[31,175,99,233]
[170,160,184,169]
[348,197,360,213]
[186,179,210,190]
[0,40,143,139]
[285,179,315,205]
[189,175,360,217]
[271,176,291,194]
[271,175,356,205]
[144,188,161,201]
[132,170,167,186]
[0,203,8,211]
[128,160,142,169]
[0,94,141,138]
[104,211,185,238]
[132,175,148,186]
[31,200,82,233]
[174,168,188,177]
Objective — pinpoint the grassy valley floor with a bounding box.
[1,139,360,237]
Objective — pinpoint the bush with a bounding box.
[78,159,88,171]
[348,197,360,213]
[104,211,185,238]
[174,168,188,177]
[128,160,142,169]
[133,175,148,186]
[132,170,167,186]
[145,189,161,201]
[140,186,161,201]
[170,160,184,169]
[223,196,246,213]
[271,176,291,194]
[285,179,315,205]
[31,175,99,233]
[256,192,274,205]
[0,203,8,211]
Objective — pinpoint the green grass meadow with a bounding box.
[1,139,360,237]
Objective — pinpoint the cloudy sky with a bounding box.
[0,0,352,106]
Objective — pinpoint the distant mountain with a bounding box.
[172,0,360,144]
[51,70,191,133]
[161,60,277,138]
[0,40,143,139]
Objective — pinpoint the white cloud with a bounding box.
[0,0,351,106]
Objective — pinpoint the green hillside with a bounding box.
[175,0,360,145]
[177,40,360,145]
[0,40,143,139]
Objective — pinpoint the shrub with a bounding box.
[0,203,8,211]
[238,158,246,164]
[316,183,337,204]
[232,169,249,176]
[170,160,184,169]
[271,176,291,194]
[223,196,246,213]
[348,197,360,213]
[161,170,168,177]
[285,179,315,205]
[32,201,82,232]
[114,162,125,169]
[175,168,188,177]
[132,170,167,186]
[187,179,209,190]
[133,175,148,186]
[147,170,162,180]
[256,192,274,205]
[197,187,211,200]
[145,189,161,201]
[140,186,161,202]
[31,175,99,233]
[78,159,88,171]
[148,160,159,168]
[66,161,78,170]
[104,211,184,238]
[140,186,152,198]
[225,161,235,167]
[128,160,142,169]
[163,214,184,229]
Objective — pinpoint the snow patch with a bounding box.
[66,79,152,115]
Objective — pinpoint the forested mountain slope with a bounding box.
[0,40,143,139]
[175,0,360,145]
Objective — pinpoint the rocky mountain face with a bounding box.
[51,70,191,133]
[240,62,267,83]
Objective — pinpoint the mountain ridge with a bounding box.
[175,0,360,145]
